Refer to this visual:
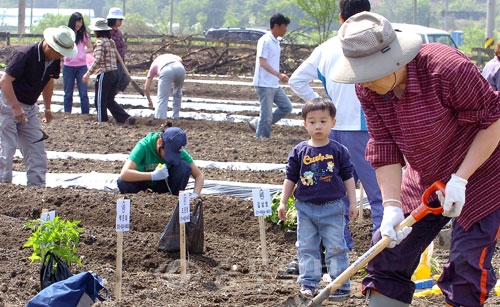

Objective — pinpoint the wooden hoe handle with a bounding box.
[308,180,446,306]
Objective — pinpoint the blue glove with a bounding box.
[191,192,199,199]
[151,164,169,181]
[380,206,412,248]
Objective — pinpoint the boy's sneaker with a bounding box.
[300,285,316,297]
[328,289,350,302]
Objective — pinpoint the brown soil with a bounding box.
[0,44,498,307]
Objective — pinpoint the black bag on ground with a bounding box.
[158,198,204,254]
[40,251,73,290]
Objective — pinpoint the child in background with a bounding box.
[82,18,134,125]
[63,12,92,114]
[278,97,357,301]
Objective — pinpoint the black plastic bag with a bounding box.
[40,251,73,290]
[158,198,204,254]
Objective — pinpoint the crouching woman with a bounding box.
[117,127,204,196]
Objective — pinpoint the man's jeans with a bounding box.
[254,86,292,138]
[329,130,383,250]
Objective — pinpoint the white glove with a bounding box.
[438,174,467,218]
[190,192,199,199]
[151,164,169,181]
[380,206,412,248]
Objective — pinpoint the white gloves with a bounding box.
[437,174,467,218]
[380,205,412,248]
[151,164,169,181]
[191,192,199,199]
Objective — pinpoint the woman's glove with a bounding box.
[438,174,467,217]
[151,164,169,181]
[380,206,412,248]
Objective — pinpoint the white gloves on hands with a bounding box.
[151,164,169,181]
[380,205,412,248]
[437,174,467,218]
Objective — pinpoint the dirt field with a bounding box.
[0,43,498,306]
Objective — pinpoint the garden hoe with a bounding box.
[115,48,145,96]
[282,180,446,307]
[33,128,49,143]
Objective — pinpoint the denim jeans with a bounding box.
[254,86,292,138]
[329,130,383,248]
[295,199,350,290]
[63,65,89,114]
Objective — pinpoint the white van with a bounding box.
[392,23,457,48]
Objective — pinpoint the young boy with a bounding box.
[278,97,357,301]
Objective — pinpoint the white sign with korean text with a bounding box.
[252,188,272,216]
[41,210,56,223]
[179,192,190,224]
[116,199,130,232]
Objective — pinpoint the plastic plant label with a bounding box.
[252,188,272,216]
[116,199,130,232]
[179,192,190,224]
[40,210,55,223]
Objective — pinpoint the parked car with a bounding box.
[204,27,267,43]
[392,23,457,48]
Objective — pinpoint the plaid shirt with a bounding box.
[87,38,118,75]
[356,43,500,231]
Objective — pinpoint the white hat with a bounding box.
[43,26,77,58]
[107,7,125,20]
[89,18,112,32]
[331,12,422,84]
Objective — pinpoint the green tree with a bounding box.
[278,0,339,44]
[121,12,157,35]
[29,13,73,34]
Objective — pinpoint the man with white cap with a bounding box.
[331,11,500,307]
[0,26,77,187]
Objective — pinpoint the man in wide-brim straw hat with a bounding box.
[0,26,76,187]
[331,11,500,307]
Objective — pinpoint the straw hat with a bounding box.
[331,12,422,84]
[43,26,77,58]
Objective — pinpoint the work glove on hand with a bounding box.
[151,164,169,181]
[190,192,199,199]
[437,173,467,218]
[380,205,412,248]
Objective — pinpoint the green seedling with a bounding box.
[266,192,297,231]
[23,216,84,267]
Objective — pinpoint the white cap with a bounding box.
[106,7,125,20]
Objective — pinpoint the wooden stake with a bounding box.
[179,222,187,282]
[115,231,123,300]
[358,182,364,223]
[258,216,268,266]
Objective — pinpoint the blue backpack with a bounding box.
[26,271,109,307]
